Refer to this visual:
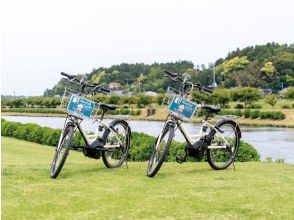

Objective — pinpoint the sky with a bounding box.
[1,0,294,96]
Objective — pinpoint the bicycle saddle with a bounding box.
[100,103,117,111]
[202,105,221,113]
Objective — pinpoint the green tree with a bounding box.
[260,62,276,74]
[107,95,121,105]
[219,56,250,74]
[136,95,153,107]
[284,87,294,99]
[231,87,261,108]
[264,94,278,109]
[210,88,231,107]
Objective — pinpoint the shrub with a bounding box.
[235,109,243,117]
[282,104,290,109]
[1,119,260,162]
[234,103,244,109]
[259,111,271,119]
[219,109,235,116]
[120,109,130,115]
[156,94,165,105]
[235,140,260,162]
[1,108,66,114]
[248,103,262,109]
[128,132,156,161]
[284,87,294,99]
[136,109,141,115]
[271,111,286,120]
[259,111,285,120]
[243,109,251,118]
[250,110,260,119]
[223,104,230,109]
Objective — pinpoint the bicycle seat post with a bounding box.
[100,110,106,121]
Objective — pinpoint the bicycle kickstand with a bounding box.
[125,159,129,169]
[232,161,236,171]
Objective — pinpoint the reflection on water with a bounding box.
[2,116,294,163]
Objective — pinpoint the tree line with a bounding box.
[44,43,294,96]
[3,86,294,109]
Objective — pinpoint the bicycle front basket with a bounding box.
[163,87,197,121]
[168,96,197,120]
[67,94,96,119]
[60,88,99,119]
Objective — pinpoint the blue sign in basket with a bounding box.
[67,95,96,119]
[168,96,197,120]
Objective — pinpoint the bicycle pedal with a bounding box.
[176,156,186,164]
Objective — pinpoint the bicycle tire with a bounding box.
[147,124,174,177]
[207,119,241,170]
[50,124,75,178]
[102,119,131,168]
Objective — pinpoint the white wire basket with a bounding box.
[162,87,198,121]
[60,88,101,120]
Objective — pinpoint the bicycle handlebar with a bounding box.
[164,70,213,94]
[61,72,76,79]
[164,70,178,78]
[60,72,110,94]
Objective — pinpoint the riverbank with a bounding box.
[3,115,294,163]
[3,108,293,127]
[2,137,294,219]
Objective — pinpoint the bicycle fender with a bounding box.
[213,118,241,139]
[108,118,131,134]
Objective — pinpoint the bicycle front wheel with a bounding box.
[50,123,75,178]
[147,124,174,177]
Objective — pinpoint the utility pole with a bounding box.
[209,67,218,88]
[212,67,218,88]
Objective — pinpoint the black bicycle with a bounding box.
[50,72,131,178]
[147,70,241,177]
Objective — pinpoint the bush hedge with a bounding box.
[1,119,260,162]
[1,108,66,114]
[216,109,285,120]
[1,107,141,116]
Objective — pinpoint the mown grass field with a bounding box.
[2,137,294,219]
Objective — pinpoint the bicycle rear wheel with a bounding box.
[207,120,240,170]
[102,119,131,168]
[147,124,174,177]
[50,123,75,178]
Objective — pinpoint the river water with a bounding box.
[2,116,294,163]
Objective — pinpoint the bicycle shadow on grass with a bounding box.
[152,165,238,179]
[55,165,107,179]
[152,167,214,178]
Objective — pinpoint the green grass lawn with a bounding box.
[2,137,294,219]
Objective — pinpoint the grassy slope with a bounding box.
[2,137,294,219]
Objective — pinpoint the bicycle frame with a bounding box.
[57,114,123,150]
[161,114,229,150]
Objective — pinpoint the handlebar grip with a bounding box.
[194,83,213,94]
[203,87,213,93]
[100,87,110,93]
[164,70,178,78]
[61,72,76,79]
